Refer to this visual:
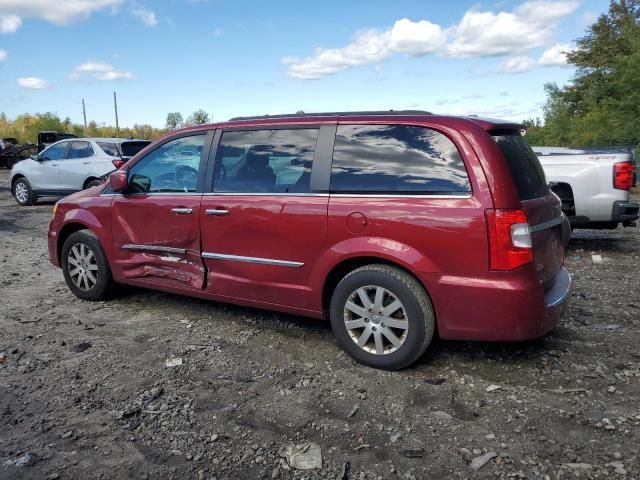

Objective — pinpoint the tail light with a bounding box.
[613,161,634,190]
[486,209,533,271]
[112,158,127,169]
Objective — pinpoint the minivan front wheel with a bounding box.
[61,230,114,301]
[330,264,435,370]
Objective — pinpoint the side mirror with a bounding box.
[110,170,128,192]
[31,155,39,161]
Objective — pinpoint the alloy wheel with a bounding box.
[14,182,28,203]
[67,242,99,291]
[343,285,409,355]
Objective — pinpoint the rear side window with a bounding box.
[213,129,318,193]
[330,125,471,194]
[98,142,120,157]
[66,141,93,159]
[491,132,549,200]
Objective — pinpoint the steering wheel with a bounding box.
[175,165,198,188]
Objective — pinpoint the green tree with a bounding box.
[186,109,210,125]
[539,0,640,150]
[165,112,183,130]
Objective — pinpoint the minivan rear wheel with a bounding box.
[61,230,114,301]
[329,264,435,370]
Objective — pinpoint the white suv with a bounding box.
[10,138,150,206]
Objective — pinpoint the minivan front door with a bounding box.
[110,132,211,290]
[200,127,331,309]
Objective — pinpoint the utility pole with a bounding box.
[113,91,120,136]
[82,99,87,131]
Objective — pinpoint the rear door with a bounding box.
[491,132,567,289]
[58,141,95,190]
[110,132,212,290]
[199,126,332,308]
[30,141,68,191]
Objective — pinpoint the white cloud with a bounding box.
[284,28,392,79]
[0,14,21,33]
[17,77,49,89]
[497,43,576,74]
[538,43,575,66]
[284,0,579,79]
[0,48,6,61]
[69,61,133,81]
[388,19,446,56]
[0,0,122,27]
[498,56,537,73]
[131,5,157,27]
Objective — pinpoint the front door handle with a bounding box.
[82,161,90,165]
[205,208,230,216]
[171,207,193,215]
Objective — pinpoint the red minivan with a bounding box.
[48,111,571,370]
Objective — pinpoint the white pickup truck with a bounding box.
[533,146,638,229]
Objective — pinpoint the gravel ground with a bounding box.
[1,168,639,480]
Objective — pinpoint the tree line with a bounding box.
[524,0,640,155]
[0,109,213,145]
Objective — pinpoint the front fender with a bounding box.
[306,236,438,311]
[54,197,113,264]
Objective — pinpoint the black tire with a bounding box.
[12,177,36,206]
[329,264,435,370]
[85,179,102,189]
[61,230,114,301]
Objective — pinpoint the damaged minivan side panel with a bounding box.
[109,132,212,289]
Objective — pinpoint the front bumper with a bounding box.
[612,201,639,226]
[48,219,61,267]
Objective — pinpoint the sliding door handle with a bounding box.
[171,207,193,215]
[205,208,229,216]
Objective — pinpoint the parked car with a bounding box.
[48,111,571,370]
[10,138,151,206]
[534,146,639,229]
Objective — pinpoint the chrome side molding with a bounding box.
[202,252,304,268]
[122,244,187,255]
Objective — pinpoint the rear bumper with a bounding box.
[421,265,571,342]
[612,201,639,226]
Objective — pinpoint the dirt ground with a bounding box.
[1,168,639,480]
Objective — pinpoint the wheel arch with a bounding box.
[10,173,26,190]
[57,222,93,264]
[83,176,100,189]
[320,256,435,324]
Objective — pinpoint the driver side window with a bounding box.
[127,134,206,194]
[41,142,68,161]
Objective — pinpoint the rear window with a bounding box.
[330,124,471,194]
[491,132,549,200]
[120,141,151,158]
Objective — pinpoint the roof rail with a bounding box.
[228,110,433,121]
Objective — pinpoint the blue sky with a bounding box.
[0,0,609,128]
